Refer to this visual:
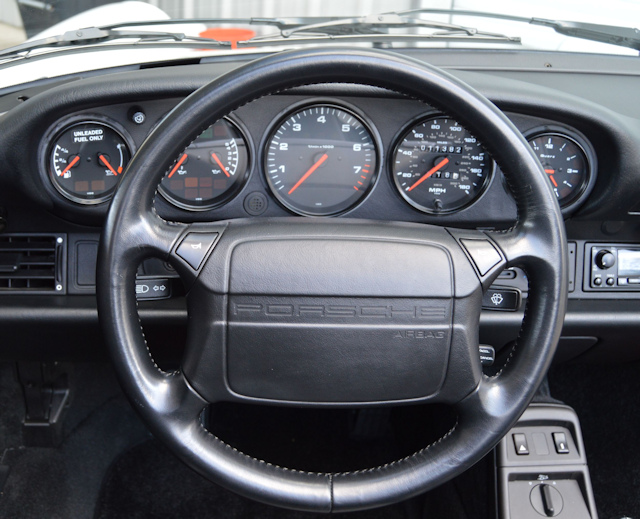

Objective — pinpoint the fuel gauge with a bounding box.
[47,119,133,204]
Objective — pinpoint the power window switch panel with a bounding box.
[552,432,570,454]
[513,433,529,455]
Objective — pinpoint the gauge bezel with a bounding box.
[389,113,495,215]
[261,99,382,217]
[40,114,136,206]
[158,115,253,212]
[523,125,597,216]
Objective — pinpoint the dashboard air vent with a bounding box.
[0,234,65,293]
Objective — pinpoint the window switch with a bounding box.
[513,433,529,455]
[552,432,570,454]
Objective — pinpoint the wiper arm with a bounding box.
[0,26,228,59]
[98,14,520,46]
[395,9,640,52]
[248,13,518,41]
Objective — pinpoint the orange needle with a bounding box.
[550,176,558,187]
[288,153,328,195]
[168,153,188,178]
[211,152,231,178]
[407,157,449,192]
[544,168,555,174]
[59,155,80,176]
[99,155,118,176]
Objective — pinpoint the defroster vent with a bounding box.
[0,234,65,293]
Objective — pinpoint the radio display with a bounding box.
[618,249,640,277]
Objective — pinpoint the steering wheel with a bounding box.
[97,48,567,513]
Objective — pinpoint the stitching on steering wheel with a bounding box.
[333,418,458,476]
[196,411,458,478]
[489,264,530,379]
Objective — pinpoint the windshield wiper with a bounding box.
[243,13,520,45]
[0,26,228,60]
[395,9,640,52]
[98,14,520,47]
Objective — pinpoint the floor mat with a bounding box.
[0,363,149,519]
[94,403,490,519]
[549,361,640,519]
[94,440,412,519]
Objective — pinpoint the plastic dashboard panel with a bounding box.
[0,49,640,364]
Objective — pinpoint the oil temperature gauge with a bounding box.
[159,118,250,211]
[47,119,133,204]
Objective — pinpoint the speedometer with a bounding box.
[391,116,493,214]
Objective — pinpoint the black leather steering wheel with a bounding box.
[97,48,567,513]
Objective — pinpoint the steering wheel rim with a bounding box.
[97,48,567,513]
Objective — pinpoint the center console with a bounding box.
[497,404,597,518]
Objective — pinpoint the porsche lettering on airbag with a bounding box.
[231,302,447,320]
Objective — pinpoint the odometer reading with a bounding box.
[265,104,378,216]
[392,117,492,214]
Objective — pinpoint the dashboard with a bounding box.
[1,49,640,364]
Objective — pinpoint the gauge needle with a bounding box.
[59,155,80,176]
[288,153,328,195]
[211,152,231,178]
[168,153,188,178]
[407,157,449,192]
[99,154,118,176]
[544,168,558,187]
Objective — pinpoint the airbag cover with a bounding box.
[226,239,454,403]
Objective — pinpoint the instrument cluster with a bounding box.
[39,97,597,219]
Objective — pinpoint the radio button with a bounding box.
[628,278,640,285]
[595,250,616,270]
[593,277,603,286]
[606,277,615,286]
[618,278,628,286]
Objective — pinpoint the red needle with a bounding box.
[407,157,449,192]
[168,153,188,178]
[288,153,328,195]
[59,155,80,176]
[550,176,558,187]
[99,155,118,176]
[211,152,231,178]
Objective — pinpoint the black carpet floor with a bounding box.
[549,361,640,519]
[12,359,640,518]
[0,363,149,519]
[93,401,490,519]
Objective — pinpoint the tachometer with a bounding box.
[391,116,493,214]
[159,118,250,211]
[264,104,378,216]
[47,119,133,204]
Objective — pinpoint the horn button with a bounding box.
[224,238,455,403]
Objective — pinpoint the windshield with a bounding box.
[0,0,638,55]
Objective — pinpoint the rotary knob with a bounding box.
[595,250,616,270]
[530,484,563,517]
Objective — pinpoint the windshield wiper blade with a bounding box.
[247,13,519,41]
[98,14,520,45]
[394,9,640,52]
[0,26,228,59]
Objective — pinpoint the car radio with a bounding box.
[588,244,640,289]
